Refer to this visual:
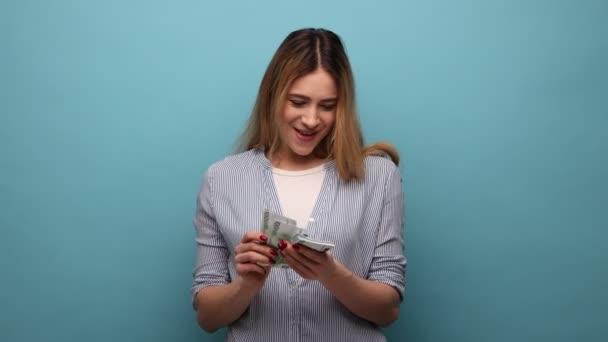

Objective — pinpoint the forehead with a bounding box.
[288,69,337,99]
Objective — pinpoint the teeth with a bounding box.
[296,129,315,136]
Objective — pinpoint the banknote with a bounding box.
[260,209,302,267]
[259,209,334,267]
[293,234,335,252]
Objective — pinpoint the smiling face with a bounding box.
[273,68,338,169]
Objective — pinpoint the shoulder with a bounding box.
[363,155,400,179]
[204,149,263,182]
[358,155,403,193]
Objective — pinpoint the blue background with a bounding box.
[1,1,606,341]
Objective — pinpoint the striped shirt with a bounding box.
[191,148,406,342]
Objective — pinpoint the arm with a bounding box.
[194,277,261,333]
[192,170,276,332]
[195,232,276,333]
[282,243,401,327]
[281,163,406,327]
[319,260,400,327]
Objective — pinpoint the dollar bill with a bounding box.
[260,209,302,266]
[259,209,334,267]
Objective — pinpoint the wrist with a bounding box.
[320,260,353,288]
[235,275,264,295]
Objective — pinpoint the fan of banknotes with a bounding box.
[260,209,335,267]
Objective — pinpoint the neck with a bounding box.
[267,149,326,171]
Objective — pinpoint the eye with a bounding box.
[320,104,336,111]
[290,100,306,108]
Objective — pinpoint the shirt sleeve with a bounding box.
[191,168,231,310]
[366,163,407,302]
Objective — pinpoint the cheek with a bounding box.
[281,105,300,124]
[322,112,336,130]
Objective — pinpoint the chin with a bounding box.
[290,144,317,157]
[293,148,315,157]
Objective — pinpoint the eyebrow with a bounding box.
[288,93,338,103]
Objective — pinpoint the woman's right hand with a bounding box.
[234,232,277,289]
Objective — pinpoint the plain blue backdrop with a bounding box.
[1,1,606,341]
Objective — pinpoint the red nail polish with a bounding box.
[260,235,268,242]
[278,240,287,250]
[293,244,300,250]
[270,249,278,256]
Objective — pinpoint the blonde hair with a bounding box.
[239,28,399,181]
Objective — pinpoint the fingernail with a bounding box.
[260,235,268,242]
[270,249,278,256]
[268,258,274,264]
[278,240,287,250]
[293,244,300,250]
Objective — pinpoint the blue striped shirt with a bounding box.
[192,148,406,341]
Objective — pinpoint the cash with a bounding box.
[259,209,335,267]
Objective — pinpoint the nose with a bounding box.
[300,107,320,129]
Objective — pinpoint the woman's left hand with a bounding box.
[279,240,340,282]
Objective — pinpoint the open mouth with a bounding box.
[294,128,317,141]
[295,128,315,136]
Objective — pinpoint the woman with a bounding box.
[192,28,406,341]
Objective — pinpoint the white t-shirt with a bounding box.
[271,163,326,228]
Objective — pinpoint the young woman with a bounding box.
[192,28,406,341]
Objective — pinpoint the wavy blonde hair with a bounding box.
[239,28,399,181]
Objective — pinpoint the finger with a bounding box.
[235,242,278,259]
[284,255,315,279]
[235,251,275,265]
[283,246,315,273]
[292,244,327,264]
[240,232,269,244]
[236,263,266,276]
[285,244,321,267]
[235,251,274,265]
